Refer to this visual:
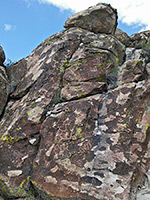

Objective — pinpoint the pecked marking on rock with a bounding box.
[26,106,44,123]
[8,170,22,177]
[44,176,57,184]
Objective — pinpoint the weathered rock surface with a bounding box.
[115,28,130,46]
[0,3,150,200]
[0,46,5,66]
[129,30,150,50]
[64,3,118,34]
[0,67,9,116]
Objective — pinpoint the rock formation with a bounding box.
[0,3,150,200]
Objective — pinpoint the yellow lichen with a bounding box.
[135,118,139,123]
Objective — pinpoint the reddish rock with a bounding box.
[63,50,117,83]
[117,59,146,85]
[0,3,150,200]
[61,82,106,100]
[31,95,101,199]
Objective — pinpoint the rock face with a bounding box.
[115,28,130,46]
[0,46,5,66]
[0,67,9,117]
[129,30,150,50]
[64,3,118,34]
[0,3,150,200]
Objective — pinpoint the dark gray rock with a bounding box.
[0,66,9,116]
[0,46,5,66]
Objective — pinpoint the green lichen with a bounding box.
[135,118,139,123]
[0,178,26,199]
[27,176,30,182]
[5,136,15,144]
[64,108,71,113]
[72,127,85,141]
[118,135,125,140]
[76,127,82,134]
[144,123,149,133]
[132,176,135,181]
[26,110,32,115]
[14,126,22,132]
[30,101,36,106]
[0,133,21,144]
[0,123,3,128]
[45,40,54,44]
[32,181,37,186]
[59,66,65,73]
[64,60,70,67]
[77,93,86,99]
[0,132,7,140]
[22,118,27,123]
[115,56,119,64]
[19,180,26,187]
[81,58,87,64]
[95,77,106,82]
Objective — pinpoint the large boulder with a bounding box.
[64,3,118,34]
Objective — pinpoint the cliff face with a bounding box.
[0,3,150,200]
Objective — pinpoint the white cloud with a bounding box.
[29,0,150,31]
[4,24,16,31]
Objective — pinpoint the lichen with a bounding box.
[0,133,20,145]
[115,56,119,64]
[0,178,26,199]
[45,40,54,44]
[64,60,70,67]
[77,93,86,99]
[144,123,149,133]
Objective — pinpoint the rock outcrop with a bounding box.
[0,3,150,200]
[0,46,5,66]
[0,47,8,117]
[64,3,117,34]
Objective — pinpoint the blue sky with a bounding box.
[0,0,148,63]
